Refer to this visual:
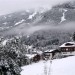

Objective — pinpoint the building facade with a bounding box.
[59,42,75,56]
[43,49,60,60]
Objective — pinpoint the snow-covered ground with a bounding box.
[21,56,75,75]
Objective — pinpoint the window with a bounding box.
[66,48,68,51]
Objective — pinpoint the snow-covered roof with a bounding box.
[44,49,57,53]
[25,54,37,59]
[36,51,43,54]
[32,50,43,55]
[59,42,75,47]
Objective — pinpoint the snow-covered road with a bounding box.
[21,56,75,75]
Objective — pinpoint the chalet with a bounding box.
[59,42,75,56]
[43,49,60,60]
[25,53,41,63]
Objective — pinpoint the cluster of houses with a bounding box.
[25,42,75,63]
[1,38,75,64]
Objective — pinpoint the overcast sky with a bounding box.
[0,0,74,15]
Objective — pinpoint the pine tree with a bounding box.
[0,47,21,75]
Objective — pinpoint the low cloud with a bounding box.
[3,21,75,36]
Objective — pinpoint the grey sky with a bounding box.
[0,0,74,15]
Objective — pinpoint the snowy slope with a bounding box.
[21,61,45,75]
[51,56,75,75]
[21,56,75,75]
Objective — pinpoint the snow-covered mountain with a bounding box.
[0,8,48,32]
[0,1,75,37]
[1,1,75,75]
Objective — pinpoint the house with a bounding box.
[59,42,75,56]
[33,50,43,59]
[25,53,41,63]
[43,49,60,60]
[32,54,41,62]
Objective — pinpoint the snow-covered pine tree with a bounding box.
[0,47,22,75]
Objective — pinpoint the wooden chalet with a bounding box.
[25,53,41,63]
[59,42,75,56]
[43,49,60,60]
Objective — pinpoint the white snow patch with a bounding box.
[25,54,37,59]
[2,39,8,46]
[60,12,66,23]
[21,56,75,75]
[60,9,67,23]
[28,12,37,19]
[15,19,25,26]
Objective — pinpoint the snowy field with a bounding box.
[21,56,75,75]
